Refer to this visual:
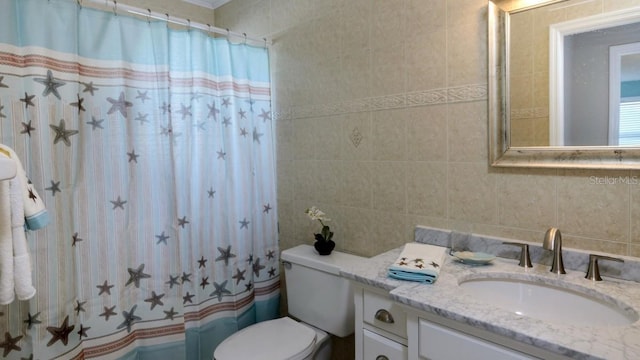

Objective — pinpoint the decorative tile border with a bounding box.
[274,83,487,120]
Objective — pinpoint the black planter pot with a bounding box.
[314,239,335,255]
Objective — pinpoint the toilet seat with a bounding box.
[213,317,317,360]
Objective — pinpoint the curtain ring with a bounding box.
[187,19,191,31]
[77,0,82,9]
[147,9,151,23]
[243,33,247,44]
[112,0,117,16]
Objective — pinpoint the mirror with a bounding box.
[489,0,640,168]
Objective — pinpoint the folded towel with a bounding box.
[387,243,446,284]
[0,145,49,230]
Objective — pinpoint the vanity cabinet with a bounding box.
[353,282,565,360]
[409,315,536,359]
[405,309,568,360]
[353,284,408,360]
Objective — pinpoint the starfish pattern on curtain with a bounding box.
[0,0,280,359]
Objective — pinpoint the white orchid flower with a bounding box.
[305,206,330,223]
[305,206,333,242]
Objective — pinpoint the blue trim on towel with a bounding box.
[25,210,49,230]
[387,269,437,284]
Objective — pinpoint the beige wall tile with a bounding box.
[292,117,318,160]
[406,105,448,162]
[277,199,296,247]
[292,160,318,202]
[339,48,372,101]
[406,0,446,31]
[371,0,406,51]
[340,207,376,256]
[497,168,557,230]
[371,210,409,254]
[315,115,343,161]
[446,0,487,29]
[315,160,344,205]
[341,0,372,51]
[446,21,487,87]
[372,109,406,161]
[405,28,447,92]
[448,101,488,163]
[277,159,295,200]
[448,163,497,224]
[371,44,405,97]
[339,161,373,208]
[372,161,407,213]
[557,170,630,242]
[407,162,447,218]
[270,0,316,34]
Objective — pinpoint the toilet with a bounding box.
[213,244,363,360]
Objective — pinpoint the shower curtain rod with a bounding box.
[81,0,271,47]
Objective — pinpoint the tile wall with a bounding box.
[215,0,640,259]
[213,1,640,358]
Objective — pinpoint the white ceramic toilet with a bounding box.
[213,244,363,360]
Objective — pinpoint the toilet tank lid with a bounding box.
[281,245,365,275]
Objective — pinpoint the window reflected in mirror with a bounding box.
[507,0,640,147]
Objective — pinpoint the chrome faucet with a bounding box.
[543,228,565,274]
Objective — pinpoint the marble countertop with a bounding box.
[340,245,640,360]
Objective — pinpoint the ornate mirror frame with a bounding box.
[488,0,640,169]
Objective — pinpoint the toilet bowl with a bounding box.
[213,317,331,360]
[213,245,363,360]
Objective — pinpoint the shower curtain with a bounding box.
[0,0,279,359]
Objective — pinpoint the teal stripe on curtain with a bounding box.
[0,0,279,359]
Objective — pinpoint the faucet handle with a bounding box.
[585,254,624,281]
[502,242,532,268]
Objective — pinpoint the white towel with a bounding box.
[0,144,49,230]
[387,243,446,284]
[0,180,13,304]
[0,146,47,304]
[10,174,36,301]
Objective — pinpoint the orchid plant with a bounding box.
[305,206,333,243]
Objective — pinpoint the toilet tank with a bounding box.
[281,245,364,337]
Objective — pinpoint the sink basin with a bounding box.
[459,277,638,326]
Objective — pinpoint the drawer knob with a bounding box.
[376,356,389,360]
[374,309,395,324]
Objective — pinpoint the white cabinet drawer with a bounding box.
[363,290,407,338]
[418,319,535,360]
[363,329,407,360]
